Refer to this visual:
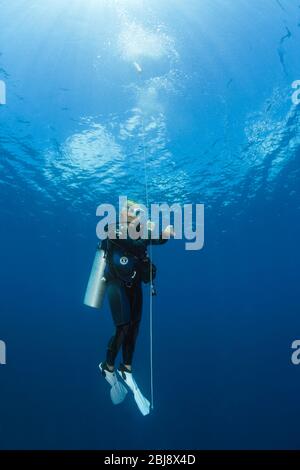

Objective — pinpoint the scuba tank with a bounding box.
[84,246,107,309]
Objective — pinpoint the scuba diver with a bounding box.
[98,200,175,415]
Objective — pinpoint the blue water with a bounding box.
[1,0,300,450]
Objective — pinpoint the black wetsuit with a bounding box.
[101,223,166,367]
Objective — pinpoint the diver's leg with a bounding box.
[118,285,150,415]
[122,322,140,369]
[105,280,131,369]
[106,324,130,369]
[122,283,143,369]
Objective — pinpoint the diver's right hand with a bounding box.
[163,225,176,238]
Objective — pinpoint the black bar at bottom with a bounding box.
[0,450,299,466]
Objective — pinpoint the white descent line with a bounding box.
[139,79,154,410]
[141,114,154,410]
